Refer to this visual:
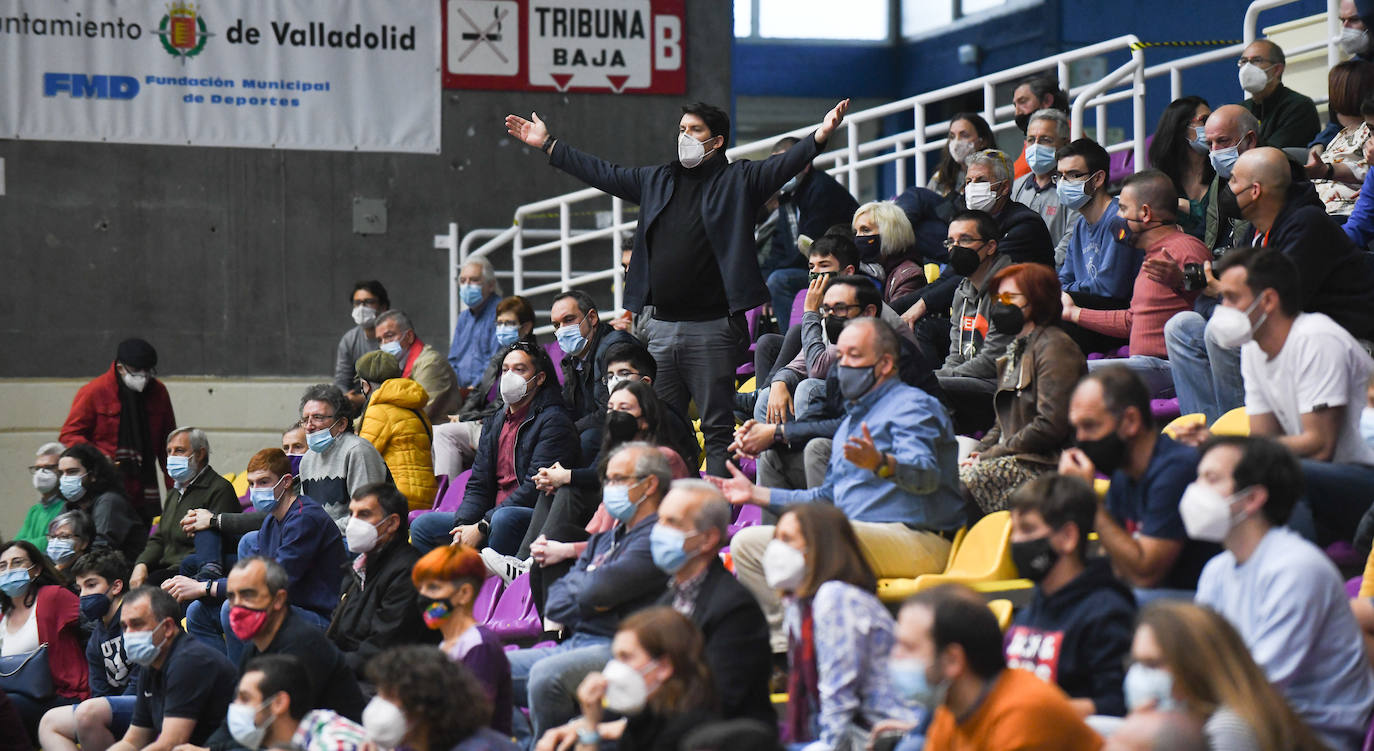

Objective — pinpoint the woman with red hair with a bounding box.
[960,263,1086,513]
[411,545,511,734]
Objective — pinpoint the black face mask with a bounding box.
[989,302,1024,333]
[1015,112,1032,133]
[606,409,640,444]
[823,315,847,344]
[854,234,882,262]
[1010,536,1058,582]
[1218,183,1241,219]
[949,245,982,277]
[1076,429,1128,475]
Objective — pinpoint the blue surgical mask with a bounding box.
[1124,663,1179,712]
[556,320,589,356]
[46,538,76,564]
[650,523,691,574]
[495,324,520,348]
[166,455,193,482]
[1190,126,1209,155]
[602,479,643,522]
[123,626,166,667]
[380,340,404,359]
[1025,144,1057,176]
[888,657,946,707]
[1055,176,1093,210]
[836,363,877,401]
[59,474,86,502]
[227,698,274,750]
[460,283,484,307]
[1210,144,1241,179]
[306,425,336,454]
[0,568,32,597]
[250,477,285,513]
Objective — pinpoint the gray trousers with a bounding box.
[757,437,832,492]
[647,315,749,476]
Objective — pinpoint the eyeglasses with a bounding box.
[604,473,645,486]
[943,237,986,250]
[1051,171,1093,184]
[300,413,338,428]
[47,533,77,542]
[352,298,379,307]
[1236,57,1275,68]
[602,370,643,385]
[1024,135,1059,146]
[819,302,863,316]
[995,291,1027,305]
[28,465,57,474]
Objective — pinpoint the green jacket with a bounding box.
[1241,83,1321,150]
[15,495,66,548]
[136,465,241,571]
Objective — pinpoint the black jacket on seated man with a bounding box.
[326,534,437,677]
[761,167,860,277]
[561,320,636,433]
[658,558,774,728]
[544,511,666,637]
[1237,179,1374,339]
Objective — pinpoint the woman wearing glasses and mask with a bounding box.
[960,263,1086,514]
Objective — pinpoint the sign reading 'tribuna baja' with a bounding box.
[1,0,440,153]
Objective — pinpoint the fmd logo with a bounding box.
[43,73,140,99]
[156,2,212,63]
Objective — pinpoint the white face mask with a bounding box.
[499,370,534,406]
[1209,296,1267,349]
[121,371,149,393]
[1342,26,1371,56]
[352,304,377,327]
[762,539,807,591]
[344,516,385,554]
[1238,62,1271,95]
[361,696,408,749]
[602,658,657,715]
[678,131,717,169]
[964,181,998,211]
[948,139,977,164]
[32,468,58,495]
[1178,481,1250,543]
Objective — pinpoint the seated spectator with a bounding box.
[364,645,518,751]
[1056,138,1144,354]
[1103,710,1205,751]
[436,295,540,477]
[538,608,717,751]
[1191,436,1374,748]
[374,310,460,422]
[1305,61,1373,216]
[1125,600,1327,751]
[1059,367,1218,601]
[106,587,236,751]
[853,201,927,304]
[57,444,146,565]
[409,342,578,556]
[551,290,636,460]
[505,443,669,743]
[720,317,965,653]
[16,442,66,548]
[893,585,1102,751]
[763,504,915,747]
[762,136,859,330]
[281,424,307,476]
[599,341,701,469]
[1198,104,1261,252]
[132,428,238,587]
[650,480,773,727]
[59,337,175,521]
[1011,76,1071,179]
[1011,108,1077,264]
[962,264,1086,513]
[0,541,87,741]
[181,449,347,665]
[1005,475,1134,717]
[1063,169,1211,397]
[1237,39,1321,149]
[448,257,503,394]
[927,113,994,200]
[327,483,435,679]
[411,545,512,734]
[217,557,365,721]
[1148,96,1214,239]
[44,511,93,578]
[353,351,437,511]
[225,654,367,751]
[296,383,389,526]
[1344,135,1374,250]
[336,281,387,412]
[933,210,1014,434]
[37,549,136,751]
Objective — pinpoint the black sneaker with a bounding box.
[194,561,224,583]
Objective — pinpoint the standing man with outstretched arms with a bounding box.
[504,99,850,476]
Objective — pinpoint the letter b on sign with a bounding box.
[654,15,681,71]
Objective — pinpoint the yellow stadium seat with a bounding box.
[924,263,941,284]
[230,471,249,498]
[738,376,756,393]
[1162,413,1206,439]
[1211,407,1250,436]
[877,511,1024,603]
[1093,478,1110,498]
[988,599,1014,630]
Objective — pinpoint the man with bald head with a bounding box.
[1201,105,1261,250]
[651,479,773,727]
[1062,169,1211,397]
[1237,39,1320,149]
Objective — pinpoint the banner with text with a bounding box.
[0,0,440,153]
[444,0,685,94]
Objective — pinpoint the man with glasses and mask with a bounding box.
[294,384,388,528]
[336,281,388,412]
[61,338,177,523]
[550,291,635,461]
[504,100,851,478]
[1012,109,1078,265]
[16,442,67,548]
[1236,39,1320,150]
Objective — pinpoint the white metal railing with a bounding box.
[438,0,1340,336]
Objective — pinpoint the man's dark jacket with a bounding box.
[548,133,826,314]
[762,167,860,275]
[327,534,438,678]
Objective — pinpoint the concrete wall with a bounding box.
[0,0,732,379]
[0,376,319,538]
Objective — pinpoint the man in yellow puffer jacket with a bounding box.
[355,350,437,510]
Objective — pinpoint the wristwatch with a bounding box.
[876,453,895,479]
[476,519,490,538]
[575,726,600,746]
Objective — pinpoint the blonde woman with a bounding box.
[852,200,925,303]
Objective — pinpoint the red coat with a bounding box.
[59,363,175,496]
[34,584,89,700]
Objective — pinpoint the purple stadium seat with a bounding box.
[1108,134,1154,184]
[485,572,543,643]
[727,504,763,540]
[788,288,808,329]
[474,575,504,623]
[737,305,766,378]
[1150,398,1181,424]
[408,469,472,524]
[543,341,566,384]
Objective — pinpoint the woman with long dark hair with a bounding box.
[928,113,994,199]
[1148,96,1213,238]
[56,443,146,564]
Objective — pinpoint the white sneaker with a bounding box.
[481,547,530,585]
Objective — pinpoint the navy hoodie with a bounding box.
[1003,558,1136,717]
